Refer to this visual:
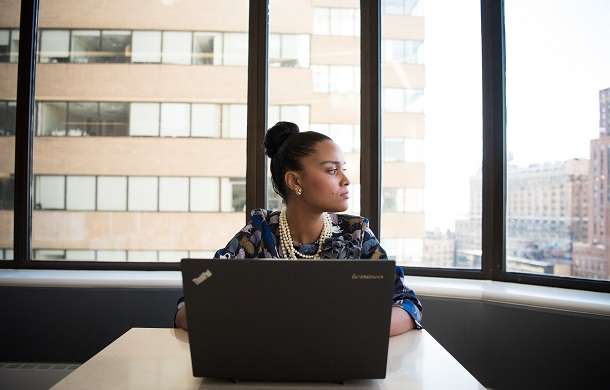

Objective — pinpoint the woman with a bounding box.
[175,121,422,335]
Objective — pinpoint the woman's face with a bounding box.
[296,140,351,212]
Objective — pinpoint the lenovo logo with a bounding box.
[192,269,213,285]
[351,273,384,280]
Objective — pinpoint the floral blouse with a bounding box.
[213,209,423,328]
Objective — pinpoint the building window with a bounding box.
[97,176,128,211]
[35,175,65,210]
[132,31,162,63]
[383,39,424,64]
[70,30,101,63]
[159,177,189,212]
[100,30,131,63]
[0,175,14,210]
[130,103,160,136]
[312,7,359,36]
[311,65,360,93]
[382,0,424,16]
[269,34,310,68]
[160,103,191,137]
[0,29,20,63]
[66,176,96,211]
[39,30,70,63]
[128,176,159,211]
[223,32,248,66]
[193,32,221,65]
[162,31,192,65]
[0,101,17,136]
[37,102,130,136]
[191,104,221,137]
[382,88,424,113]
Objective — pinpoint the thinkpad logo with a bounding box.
[351,273,384,280]
[192,269,213,285]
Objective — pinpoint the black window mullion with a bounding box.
[360,0,381,236]
[12,0,39,268]
[481,0,506,281]
[246,0,269,222]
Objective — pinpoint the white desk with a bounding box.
[51,328,485,389]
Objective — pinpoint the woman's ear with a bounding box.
[284,171,301,193]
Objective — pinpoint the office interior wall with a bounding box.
[0,287,607,389]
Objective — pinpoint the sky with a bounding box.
[421,0,610,231]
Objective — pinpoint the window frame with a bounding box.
[7,0,610,293]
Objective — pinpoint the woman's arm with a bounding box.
[390,306,415,336]
[174,306,188,330]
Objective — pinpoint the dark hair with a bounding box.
[263,121,331,202]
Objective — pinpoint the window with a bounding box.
[383,39,424,64]
[0,101,17,136]
[132,31,162,63]
[312,65,360,93]
[66,176,96,210]
[381,0,480,268]
[382,88,424,113]
[0,29,19,63]
[312,7,360,36]
[71,30,100,63]
[0,175,14,210]
[100,30,131,63]
[35,176,65,210]
[382,0,424,16]
[223,33,248,66]
[505,0,610,281]
[160,103,190,137]
[97,176,127,211]
[5,0,608,292]
[39,30,70,63]
[269,34,310,68]
[193,32,221,65]
[159,177,189,211]
[128,177,158,211]
[130,103,160,136]
[162,31,192,65]
[190,178,220,212]
[191,104,221,137]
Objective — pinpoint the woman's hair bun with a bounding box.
[263,121,300,158]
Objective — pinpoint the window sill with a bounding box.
[1,269,608,316]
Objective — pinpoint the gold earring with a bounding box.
[295,186,303,196]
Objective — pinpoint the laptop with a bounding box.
[180,258,396,383]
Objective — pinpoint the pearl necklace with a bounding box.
[278,207,333,259]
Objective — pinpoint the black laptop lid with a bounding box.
[180,258,396,382]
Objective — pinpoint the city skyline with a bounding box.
[423,0,610,231]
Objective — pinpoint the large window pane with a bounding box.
[381,0,482,268]
[506,0,610,281]
[267,0,361,214]
[33,0,249,262]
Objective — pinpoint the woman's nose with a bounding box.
[341,171,351,186]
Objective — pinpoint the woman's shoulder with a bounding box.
[250,208,281,223]
[331,213,370,231]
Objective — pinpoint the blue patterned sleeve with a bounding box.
[214,209,280,259]
[393,266,423,329]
